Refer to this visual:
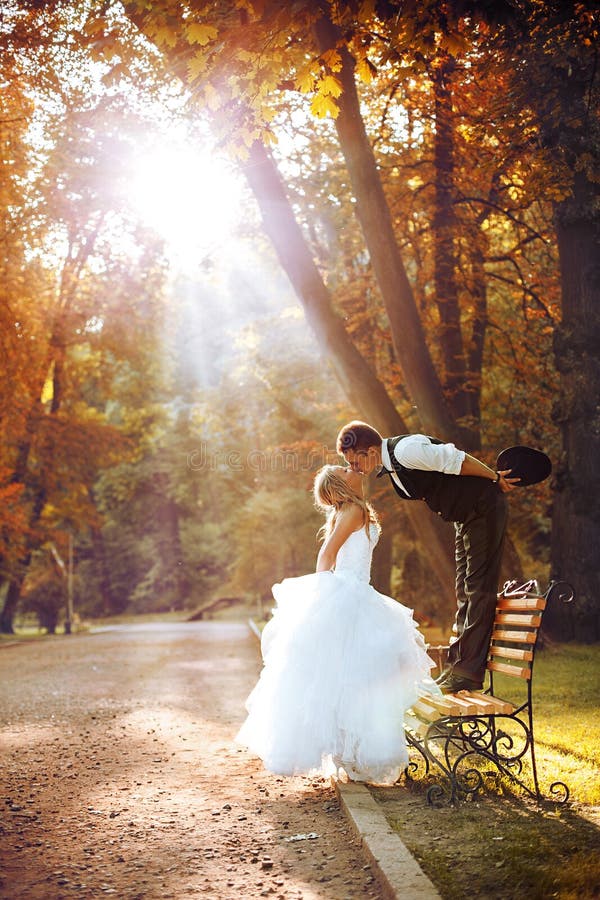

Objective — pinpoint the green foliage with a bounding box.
[0,21,177,625]
[228,487,320,600]
[489,642,600,803]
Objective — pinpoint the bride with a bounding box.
[236,464,439,785]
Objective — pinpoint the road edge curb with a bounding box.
[334,780,441,900]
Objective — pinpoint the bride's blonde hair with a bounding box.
[313,465,380,541]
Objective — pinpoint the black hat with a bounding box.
[496,445,552,487]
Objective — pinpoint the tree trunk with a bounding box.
[160,493,190,610]
[0,311,69,631]
[0,565,29,633]
[243,140,457,614]
[525,45,600,642]
[550,166,600,641]
[432,55,479,449]
[243,142,402,431]
[0,207,103,632]
[89,518,121,615]
[120,3,466,617]
[466,238,488,434]
[314,15,460,443]
[0,477,49,633]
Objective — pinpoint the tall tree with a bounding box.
[116,0,554,606]
[10,0,596,633]
[524,5,600,639]
[445,0,600,634]
[0,83,172,629]
[312,11,460,442]
[241,140,457,598]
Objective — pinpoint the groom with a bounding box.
[336,421,519,693]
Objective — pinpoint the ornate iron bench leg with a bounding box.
[404,579,574,805]
[406,710,571,805]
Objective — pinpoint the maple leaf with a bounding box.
[440,32,469,56]
[231,142,250,161]
[310,92,339,119]
[262,127,278,146]
[187,51,207,82]
[319,74,343,97]
[355,57,376,84]
[152,25,178,48]
[240,125,257,147]
[295,66,317,93]
[186,23,218,46]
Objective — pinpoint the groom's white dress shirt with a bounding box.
[381,434,466,497]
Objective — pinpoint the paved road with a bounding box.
[0,622,384,899]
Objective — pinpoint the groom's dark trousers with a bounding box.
[382,435,509,683]
[449,489,508,681]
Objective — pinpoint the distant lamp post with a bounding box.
[66,533,74,635]
[49,534,74,635]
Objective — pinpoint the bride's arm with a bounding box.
[316,505,364,572]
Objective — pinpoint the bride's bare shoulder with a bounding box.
[336,503,366,532]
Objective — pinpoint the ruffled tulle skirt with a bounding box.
[236,570,439,785]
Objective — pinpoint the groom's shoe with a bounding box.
[435,668,452,685]
[438,674,483,694]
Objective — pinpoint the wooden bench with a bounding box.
[404,579,575,804]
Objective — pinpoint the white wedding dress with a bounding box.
[236,523,439,785]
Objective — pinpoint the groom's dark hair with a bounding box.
[336,421,383,454]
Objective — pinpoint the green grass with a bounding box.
[371,644,600,900]
[416,639,600,804]
[0,628,50,643]
[380,643,600,899]
[491,643,600,804]
[394,798,600,900]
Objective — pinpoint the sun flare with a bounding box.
[129,139,244,269]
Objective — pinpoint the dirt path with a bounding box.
[0,622,384,899]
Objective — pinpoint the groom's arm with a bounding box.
[459,454,498,481]
[394,436,519,493]
[460,454,520,492]
[393,434,464,474]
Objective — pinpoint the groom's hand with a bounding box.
[497,469,520,492]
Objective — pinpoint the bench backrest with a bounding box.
[488,585,546,681]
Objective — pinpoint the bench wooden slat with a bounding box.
[412,698,445,722]
[440,694,481,715]
[492,628,537,644]
[497,596,546,611]
[459,692,514,715]
[418,693,479,716]
[418,694,460,715]
[494,612,542,628]
[414,690,515,717]
[404,713,430,739]
[488,659,531,679]
[489,645,534,662]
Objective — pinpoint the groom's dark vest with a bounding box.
[385,435,492,524]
